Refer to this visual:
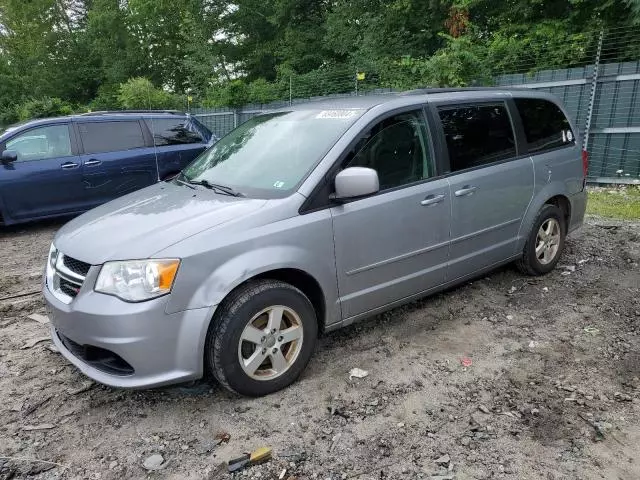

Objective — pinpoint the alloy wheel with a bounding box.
[237,305,304,381]
[535,218,561,265]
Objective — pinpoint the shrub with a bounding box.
[15,97,74,121]
[204,80,249,108]
[118,77,182,110]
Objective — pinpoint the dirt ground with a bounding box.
[1,217,639,480]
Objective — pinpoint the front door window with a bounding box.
[6,124,72,161]
[345,111,433,190]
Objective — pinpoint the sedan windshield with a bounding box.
[181,109,364,198]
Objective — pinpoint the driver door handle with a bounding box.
[454,185,477,197]
[421,194,445,206]
[60,162,79,169]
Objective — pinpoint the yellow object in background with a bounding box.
[250,446,272,463]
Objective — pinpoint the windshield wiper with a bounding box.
[187,179,245,197]
[175,177,196,189]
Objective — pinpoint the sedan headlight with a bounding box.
[95,259,180,302]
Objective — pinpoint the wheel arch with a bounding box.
[213,268,327,336]
[544,194,571,230]
[517,185,572,252]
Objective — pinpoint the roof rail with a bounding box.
[78,109,185,116]
[401,86,528,96]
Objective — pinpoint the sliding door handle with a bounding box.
[421,194,445,206]
[454,185,477,197]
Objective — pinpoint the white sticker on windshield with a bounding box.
[316,110,359,119]
[273,181,285,189]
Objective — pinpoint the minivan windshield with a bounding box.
[181,109,364,198]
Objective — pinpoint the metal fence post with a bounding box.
[289,76,292,106]
[233,109,238,129]
[583,28,604,152]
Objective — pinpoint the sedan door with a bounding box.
[331,109,451,320]
[0,123,86,223]
[76,120,159,209]
[433,101,534,281]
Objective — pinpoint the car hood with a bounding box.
[54,182,268,264]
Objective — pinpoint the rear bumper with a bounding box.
[44,285,215,389]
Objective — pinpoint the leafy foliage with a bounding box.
[16,97,75,121]
[118,78,182,110]
[0,0,639,120]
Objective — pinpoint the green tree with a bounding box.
[118,77,181,110]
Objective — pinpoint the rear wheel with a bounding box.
[516,204,566,276]
[205,280,318,396]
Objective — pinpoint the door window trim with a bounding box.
[0,123,79,162]
[428,99,527,178]
[299,105,444,214]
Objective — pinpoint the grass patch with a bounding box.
[587,186,640,220]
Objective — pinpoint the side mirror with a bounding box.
[334,167,379,200]
[1,150,17,165]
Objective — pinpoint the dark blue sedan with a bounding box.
[0,111,215,225]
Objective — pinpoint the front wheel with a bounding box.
[516,204,566,276]
[205,280,318,396]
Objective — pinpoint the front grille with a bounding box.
[47,250,89,304]
[57,331,134,376]
[63,256,91,276]
[59,276,82,298]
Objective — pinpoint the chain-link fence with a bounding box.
[193,25,640,184]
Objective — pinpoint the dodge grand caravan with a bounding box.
[44,88,587,396]
[0,110,214,225]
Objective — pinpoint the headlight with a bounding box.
[46,243,58,285]
[47,243,58,270]
[95,259,180,302]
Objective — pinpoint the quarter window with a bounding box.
[515,98,575,154]
[345,110,433,190]
[5,124,72,161]
[438,104,516,172]
[78,121,145,154]
[144,118,203,146]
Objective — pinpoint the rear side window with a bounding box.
[145,118,204,146]
[438,104,516,172]
[515,98,575,154]
[78,121,145,154]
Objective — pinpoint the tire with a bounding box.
[516,204,566,276]
[205,280,318,396]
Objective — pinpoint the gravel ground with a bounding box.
[1,217,639,480]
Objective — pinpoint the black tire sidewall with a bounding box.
[525,205,566,275]
[210,284,317,396]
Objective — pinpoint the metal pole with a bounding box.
[355,71,358,96]
[289,76,292,106]
[233,109,238,129]
[583,28,604,152]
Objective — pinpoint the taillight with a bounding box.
[581,149,589,177]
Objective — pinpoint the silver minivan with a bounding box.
[44,89,587,396]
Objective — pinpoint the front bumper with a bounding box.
[44,284,215,389]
